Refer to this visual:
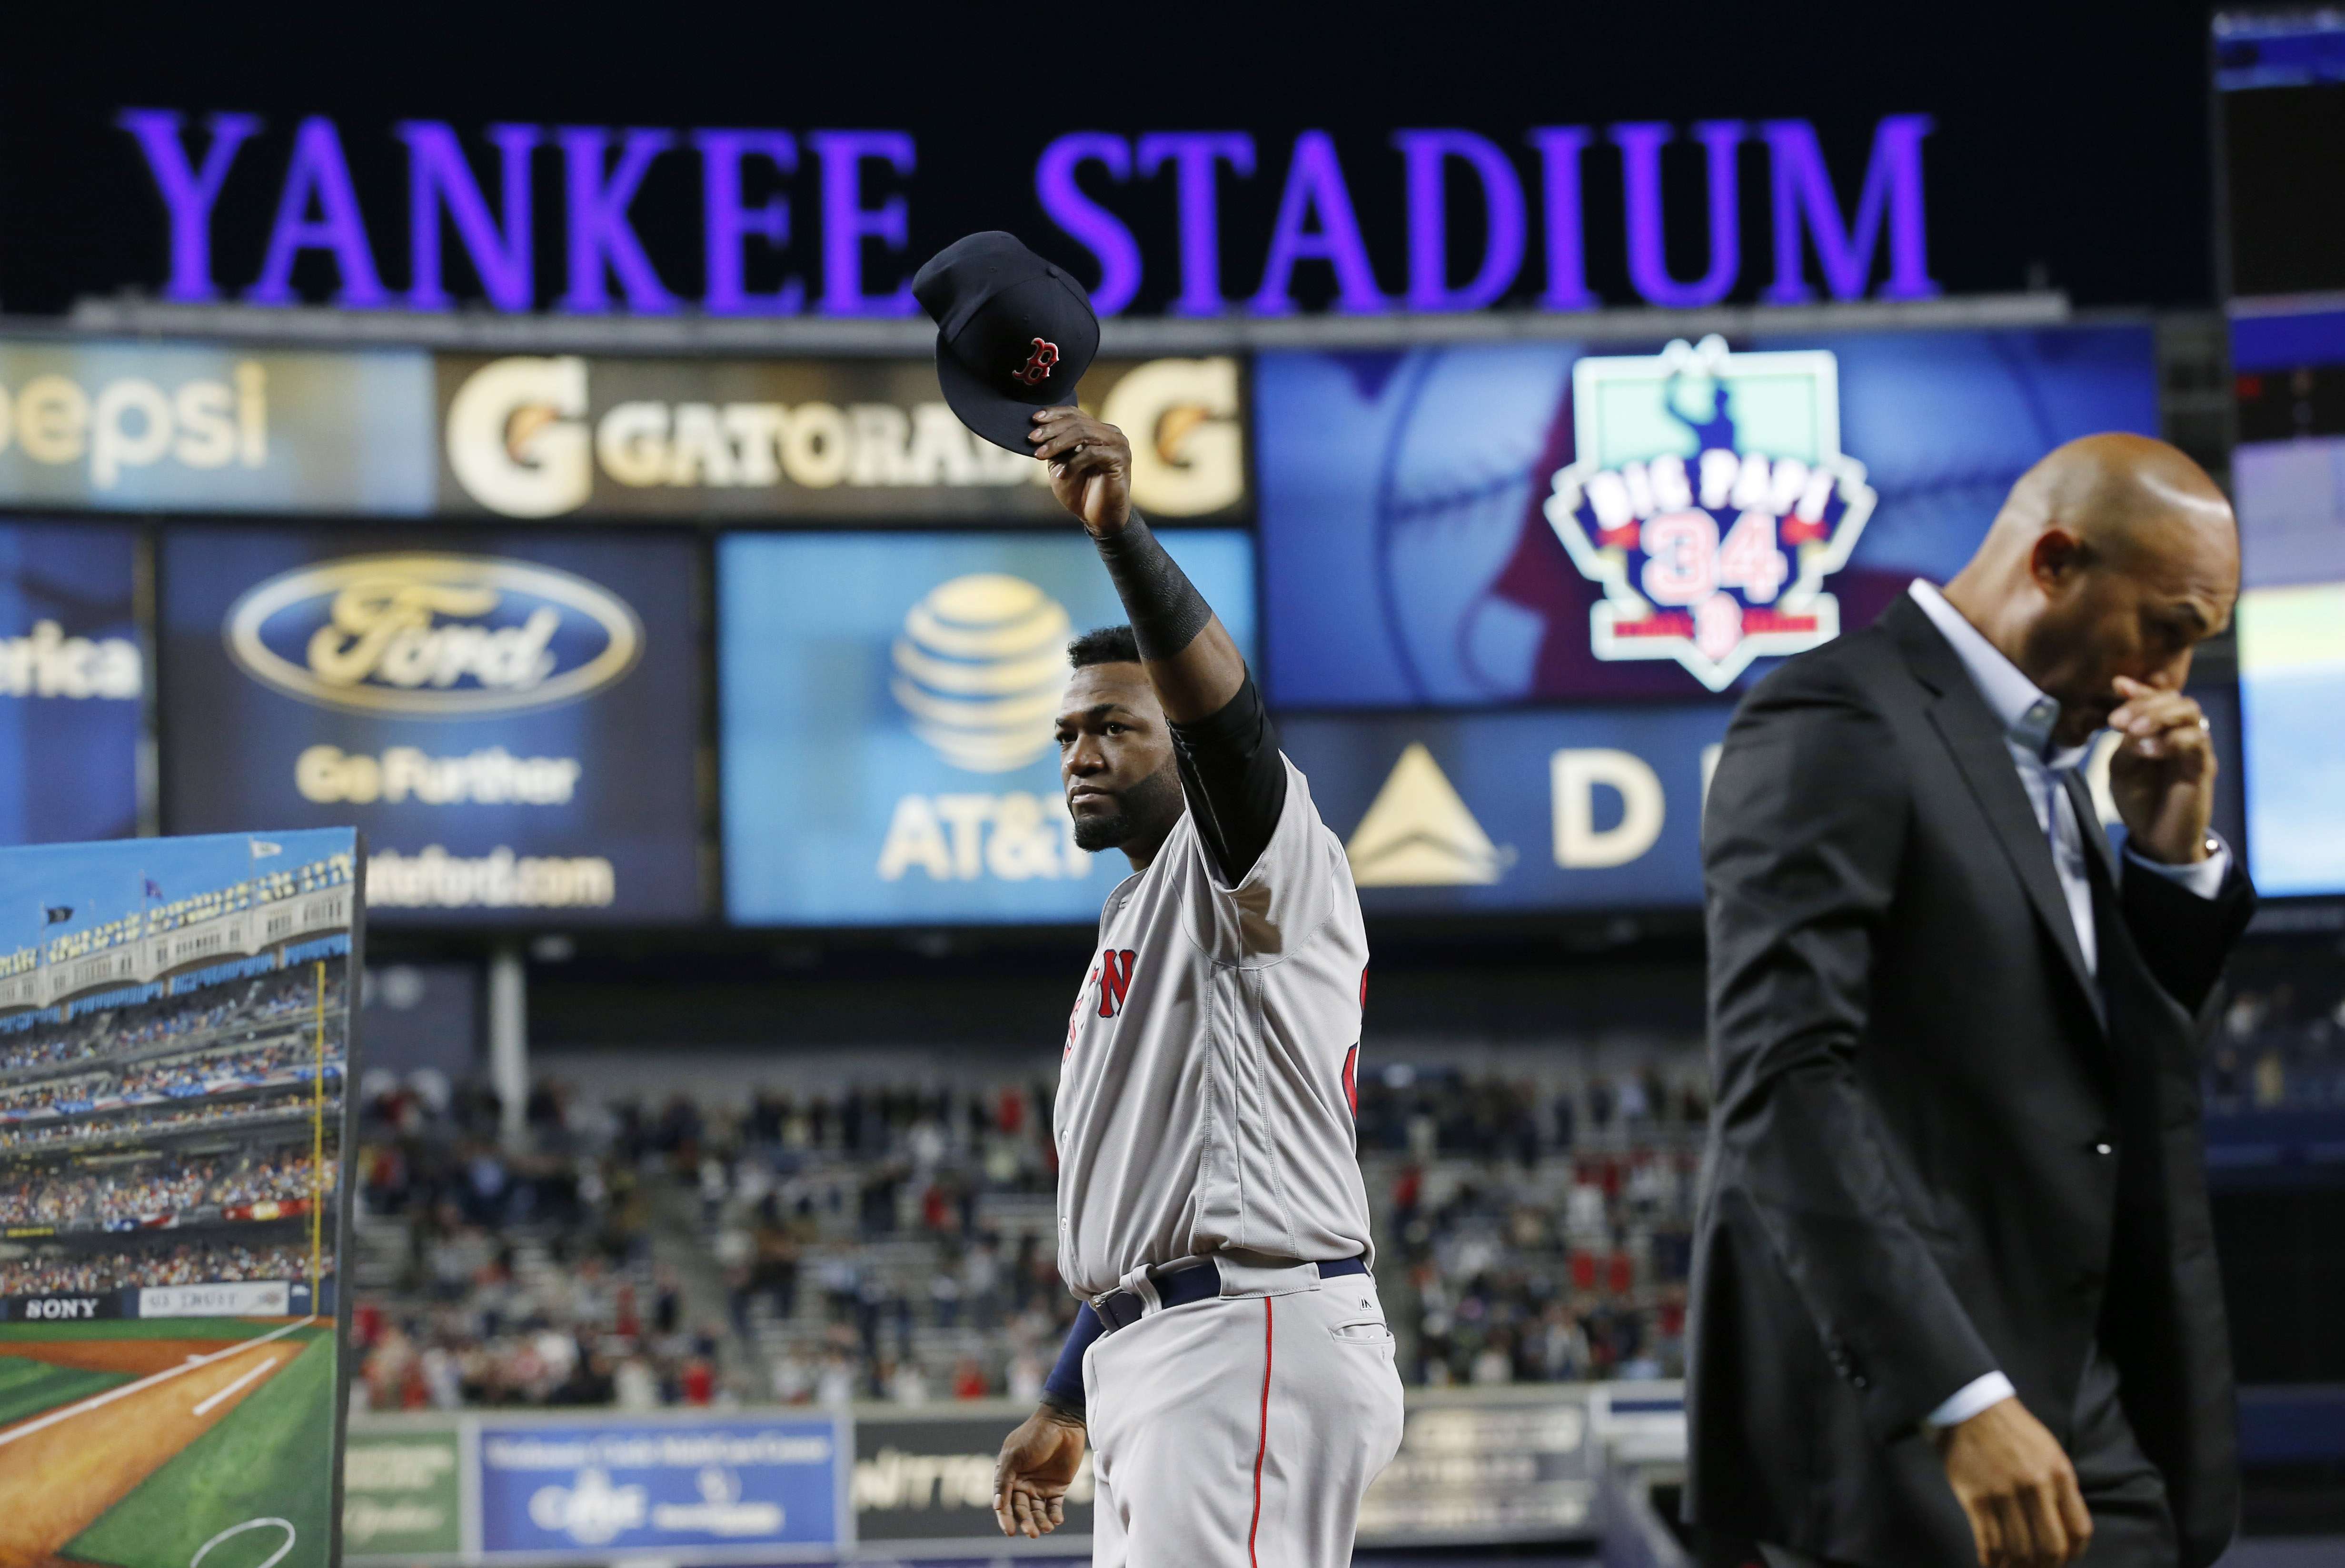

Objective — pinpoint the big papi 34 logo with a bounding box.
[1542,334,1876,692]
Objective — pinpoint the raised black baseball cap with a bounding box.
[913,231,1101,455]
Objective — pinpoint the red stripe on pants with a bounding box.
[1249,1296,1273,1567]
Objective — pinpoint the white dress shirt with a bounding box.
[1906,581,2229,1429]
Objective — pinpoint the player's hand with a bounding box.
[2106,676,2217,866]
[1936,1396,2093,1568]
[992,1403,1086,1538]
[1031,408,1132,536]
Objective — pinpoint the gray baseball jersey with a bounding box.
[1054,754,1374,1301]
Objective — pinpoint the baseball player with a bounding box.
[988,406,1405,1566]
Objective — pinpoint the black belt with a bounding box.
[1093,1255,1369,1334]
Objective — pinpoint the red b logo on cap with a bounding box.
[1012,337,1059,386]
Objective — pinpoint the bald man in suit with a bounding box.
[1688,436,2254,1568]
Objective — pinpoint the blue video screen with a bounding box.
[0,521,141,845]
[1256,326,2159,708]
[719,530,1255,926]
[160,528,705,923]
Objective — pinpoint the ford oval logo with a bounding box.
[224,554,643,716]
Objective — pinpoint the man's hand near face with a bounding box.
[2106,675,2217,865]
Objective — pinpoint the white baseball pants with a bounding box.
[1083,1256,1406,1568]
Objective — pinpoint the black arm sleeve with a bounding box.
[1169,675,1288,887]
[1091,511,1212,661]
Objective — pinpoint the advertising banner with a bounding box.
[720,530,1254,926]
[161,529,704,923]
[1276,705,1735,913]
[0,521,141,844]
[475,1418,843,1558]
[2,1290,129,1320]
[437,354,1246,523]
[57,111,1952,317]
[344,1423,466,1558]
[1280,685,2239,918]
[0,338,433,514]
[854,1407,1094,1547]
[1255,326,2158,707]
[1357,1390,1601,1545]
[139,1280,292,1317]
[0,826,360,1568]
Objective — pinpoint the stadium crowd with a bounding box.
[339,1053,1707,1411]
[2209,960,2345,1114]
[350,1072,720,1411]
[0,1147,332,1230]
[0,969,341,1078]
[0,1238,316,1295]
[0,1090,321,1153]
[1339,1059,1706,1386]
[0,1038,332,1117]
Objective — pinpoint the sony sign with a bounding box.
[119,112,1933,318]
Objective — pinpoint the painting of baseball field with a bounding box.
[0,829,360,1568]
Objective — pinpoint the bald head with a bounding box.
[1985,434,2236,574]
[1943,434,2238,745]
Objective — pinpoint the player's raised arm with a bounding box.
[1033,406,1286,884]
[1032,406,1243,718]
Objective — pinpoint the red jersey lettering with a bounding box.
[1096,948,1137,1018]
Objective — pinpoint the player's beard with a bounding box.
[1070,766,1185,853]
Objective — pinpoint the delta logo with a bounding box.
[1542,334,1876,692]
[225,554,642,716]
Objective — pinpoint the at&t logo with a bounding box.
[890,573,1070,773]
[876,571,1090,885]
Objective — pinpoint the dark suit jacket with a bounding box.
[1684,593,2254,1568]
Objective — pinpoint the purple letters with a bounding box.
[1761,115,1936,304]
[114,112,1938,316]
[812,131,917,318]
[1034,134,1140,316]
[1614,120,1746,309]
[696,129,803,316]
[1135,133,1255,316]
[246,117,387,308]
[1527,127,1599,313]
[1395,129,1526,313]
[399,120,538,312]
[117,110,262,304]
[1252,131,1386,315]
[558,128,678,314]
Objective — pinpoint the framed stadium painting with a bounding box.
[0,828,362,1568]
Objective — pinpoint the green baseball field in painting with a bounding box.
[66,1331,338,1568]
[0,1317,302,1343]
[0,1354,129,1426]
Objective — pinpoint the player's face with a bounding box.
[2019,518,2236,747]
[1056,663,1184,855]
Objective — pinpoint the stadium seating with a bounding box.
[343,1050,1710,1410]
